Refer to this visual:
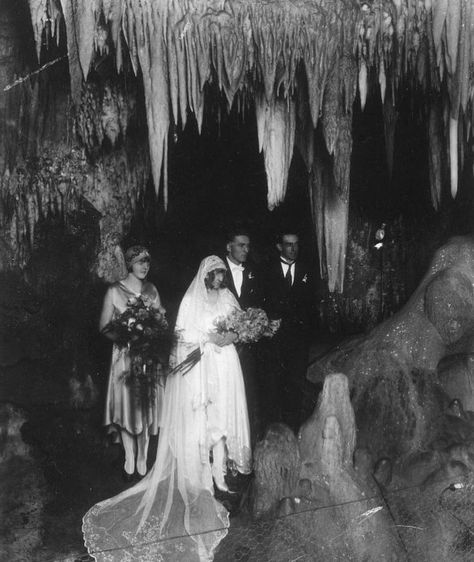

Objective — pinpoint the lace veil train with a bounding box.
[82,256,232,561]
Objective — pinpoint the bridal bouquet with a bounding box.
[170,308,280,376]
[214,307,281,343]
[103,295,170,407]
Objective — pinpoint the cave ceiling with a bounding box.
[1,0,473,290]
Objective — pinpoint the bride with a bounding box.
[83,255,252,561]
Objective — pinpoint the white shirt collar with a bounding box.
[227,257,244,271]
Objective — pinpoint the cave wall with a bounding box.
[1,0,474,410]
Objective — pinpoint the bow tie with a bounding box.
[230,262,244,272]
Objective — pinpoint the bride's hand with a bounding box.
[220,332,238,346]
[218,332,238,347]
[208,332,237,347]
[208,332,225,346]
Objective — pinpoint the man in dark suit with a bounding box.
[224,229,263,309]
[264,230,317,431]
[223,228,264,443]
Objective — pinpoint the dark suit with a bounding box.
[224,257,265,443]
[224,258,264,310]
[263,257,317,430]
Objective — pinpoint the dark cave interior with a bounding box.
[2,1,474,561]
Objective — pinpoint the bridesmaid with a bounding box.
[99,245,165,480]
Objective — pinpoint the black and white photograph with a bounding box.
[1,1,474,561]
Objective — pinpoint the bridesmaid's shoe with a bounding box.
[212,466,235,494]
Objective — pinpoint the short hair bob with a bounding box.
[204,268,228,289]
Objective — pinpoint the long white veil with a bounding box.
[83,256,231,561]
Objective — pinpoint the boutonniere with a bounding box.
[302,274,308,283]
[248,271,255,280]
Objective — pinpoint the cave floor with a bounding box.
[2,400,471,562]
[0,401,265,562]
[2,336,473,561]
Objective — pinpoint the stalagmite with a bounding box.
[299,373,356,473]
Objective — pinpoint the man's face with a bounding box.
[277,234,299,262]
[227,235,250,264]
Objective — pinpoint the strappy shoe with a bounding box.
[211,462,229,492]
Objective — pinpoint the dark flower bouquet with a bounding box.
[170,308,280,376]
[103,295,171,407]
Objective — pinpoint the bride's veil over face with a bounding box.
[172,255,227,353]
[184,255,227,308]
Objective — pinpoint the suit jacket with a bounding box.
[263,257,316,335]
[223,257,264,310]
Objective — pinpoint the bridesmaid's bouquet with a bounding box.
[170,308,280,376]
[103,295,171,407]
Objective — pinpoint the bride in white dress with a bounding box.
[83,255,252,561]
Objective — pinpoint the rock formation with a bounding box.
[308,235,474,460]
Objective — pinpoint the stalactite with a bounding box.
[104,0,124,72]
[309,152,326,282]
[321,51,357,203]
[332,114,353,204]
[28,0,62,61]
[449,116,458,198]
[123,1,170,202]
[324,188,349,294]
[358,58,368,111]
[383,94,398,181]
[295,89,315,173]
[309,148,348,293]
[427,101,443,210]
[72,0,99,80]
[59,0,84,104]
[255,95,296,211]
[16,0,474,290]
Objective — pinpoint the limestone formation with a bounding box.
[251,422,300,520]
[308,236,474,460]
[253,373,406,561]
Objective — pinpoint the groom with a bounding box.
[264,230,317,431]
[224,228,264,442]
[224,229,263,309]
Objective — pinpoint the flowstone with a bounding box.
[308,235,474,460]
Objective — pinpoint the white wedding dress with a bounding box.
[83,256,251,561]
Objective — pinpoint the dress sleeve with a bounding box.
[142,282,164,310]
[222,288,242,312]
[174,294,207,346]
